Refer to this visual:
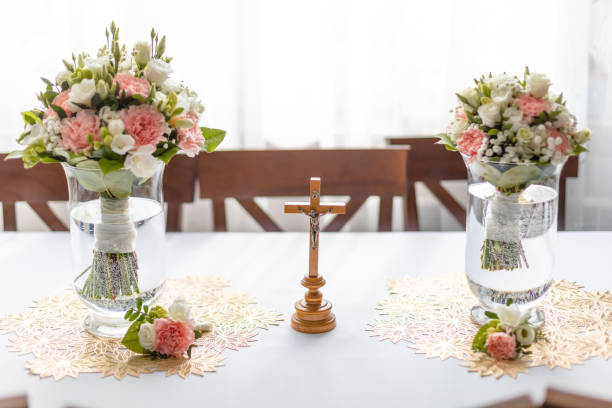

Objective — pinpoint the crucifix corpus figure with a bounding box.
[284,177,346,333]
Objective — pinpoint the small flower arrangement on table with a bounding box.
[472,300,544,360]
[122,297,212,359]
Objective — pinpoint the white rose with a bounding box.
[110,133,134,155]
[133,41,151,67]
[99,106,119,123]
[84,55,110,74]
[69,78,96,108]
[449,119,468,142]
[526,73,551,98]
[515,324,536,346]
[459,88,480,112]
[107,119,125,136]
[138,323,155,351]
[477,102,501,127]
[495,303,527,330]
[161,79,182,94]
[56,70,71,86]
[491,86,512,105]
[195,322,213,333]
[124,146,161,179]
[169,297,191,322]
[145,59,173,85]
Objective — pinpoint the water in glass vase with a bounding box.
[466,182,557,323]
[70,197,165,337]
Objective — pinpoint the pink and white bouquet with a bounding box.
[122,297,212,359]
[438,69,590,271]
[438,68,590,166]
[9,22,224,180]
[472,299,544,360]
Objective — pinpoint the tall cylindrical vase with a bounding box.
[463,157,564,326]
[63,162,166,337]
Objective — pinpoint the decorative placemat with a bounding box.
[366,273,612,378]
[0,276,283,380]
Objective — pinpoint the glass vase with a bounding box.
[63,162,166,337]
[464,157,564,326]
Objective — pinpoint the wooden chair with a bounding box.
[0,395,27,408]
[386,137,578,231]
[198,149,410,232]
[0,153,196,232]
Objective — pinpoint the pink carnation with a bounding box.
[153,318,195,358]
[485,332,517,360]
[177,111,204,157]
[517,94,551,121]
[114,72,151,98]
[120,105,168,148]
[60,110,100,153]
[44,90,73,118]
[546,127,569,155]
[457,128,486,162]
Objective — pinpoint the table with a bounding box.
[1,232,611,408]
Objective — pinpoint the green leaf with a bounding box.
[472,319,500,352]
[174,118,194,129]
[194,330,203,340]
[22,111,42,125]
[200,127,226,153]
[98,157,123,175]
[121,320,151,354]
[124,309,133,320]
[50,104,67,119]
[506,298,513,306]
[484,311,499,319]
[171,107,184,117]
[488,129,499,136]
[39,156,60,164]
[455,93,473,108]
[572,145,588,155]
[5,150,24,160]
[148,305,169,319]
[497,165,540,189]
[156,147,179,164]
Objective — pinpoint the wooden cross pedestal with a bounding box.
[284,177,346,333]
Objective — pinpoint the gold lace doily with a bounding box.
[0,276,283,380]
[366,274,612,378]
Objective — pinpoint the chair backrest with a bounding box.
[386,137,578,231]
[198,149,410,232]
[0,153,196,231]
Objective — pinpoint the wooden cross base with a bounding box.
[291,275,336,333]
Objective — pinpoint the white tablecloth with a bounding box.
[0,232,611,408]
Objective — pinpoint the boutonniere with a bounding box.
[121,297,212,358]
[472,299,545,360]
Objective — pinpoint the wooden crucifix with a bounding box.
[284,177,346,333]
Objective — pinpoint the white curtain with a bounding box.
[1,0,610,231]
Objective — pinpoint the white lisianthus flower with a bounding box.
[99,106,119,123]
[96,80,108,100]
[526,73,551,98]
[56,70,71,86]
[153,92,168,109]
[491,86,513,105]
[484,74,516,91]
[495,303,527,330]
[195,322,213,333]
[169,297,191,322]
[460,88,480,112]
[161,79,182,94]
[477,102,501,127]
[133,41,151,67]
[118,55,135,72]
[138,323,155,351]
[24,124,46,145]
[69,78,96,108]
[145,59,173,85]
[504,107,524,132]
[449,119,468,142]
[515,324,536,346]
[107,119,125,136]
[176,91,204,114]
[124,145,161,179]
[110,133,135,155]
[84,55,110,74]
[575,129,591,145]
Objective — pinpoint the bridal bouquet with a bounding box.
[7,23,225,302]
[438,69,590,271]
